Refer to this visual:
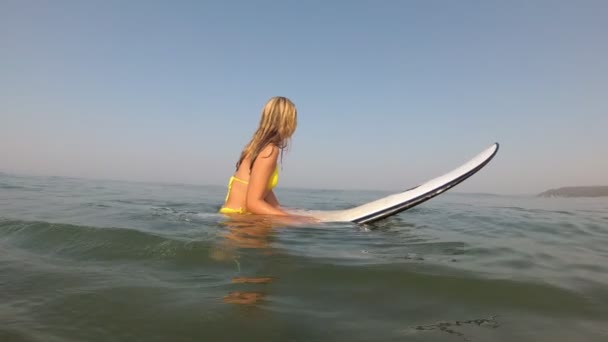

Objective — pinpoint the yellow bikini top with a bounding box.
[224,166,279,201]
[268,166,279,189]
[233,166,279,189]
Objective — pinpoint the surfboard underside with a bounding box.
[290,143,499,224]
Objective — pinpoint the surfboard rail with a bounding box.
[293,143,499,224]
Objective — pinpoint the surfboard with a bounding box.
[288,143,499,224]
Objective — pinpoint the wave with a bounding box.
[0,183,34,190]
[0,219,221,266]
[2,218,606,326]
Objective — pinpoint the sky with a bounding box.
[1,0,607,194]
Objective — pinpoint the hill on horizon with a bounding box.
[538,186,608,198]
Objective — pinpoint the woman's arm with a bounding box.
[265,190,280,208]
[246,145,289,216]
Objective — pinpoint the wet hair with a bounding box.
[236,96,297,171]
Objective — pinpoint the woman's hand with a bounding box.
[272,215,320,226]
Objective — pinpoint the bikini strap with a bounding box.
[230,176,249,185]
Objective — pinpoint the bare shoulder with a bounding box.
[259,144,279,160]
[251,144,279,172]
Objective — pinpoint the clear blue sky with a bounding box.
[1,0,606,194]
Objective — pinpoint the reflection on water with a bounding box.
[215,215,285,305]
[220,215,276,250]
[232,277,276,284]
[224,291,267,305]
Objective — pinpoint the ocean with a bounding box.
[1,172,607,341]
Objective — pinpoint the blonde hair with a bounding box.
[236,96,297,171]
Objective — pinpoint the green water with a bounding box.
[1,173,607,341]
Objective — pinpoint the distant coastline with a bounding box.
[538,186,608,198]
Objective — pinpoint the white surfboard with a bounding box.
[288,143,499,224]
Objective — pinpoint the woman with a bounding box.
[219,96,311,219]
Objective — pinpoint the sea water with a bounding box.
[1,172,607,341]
